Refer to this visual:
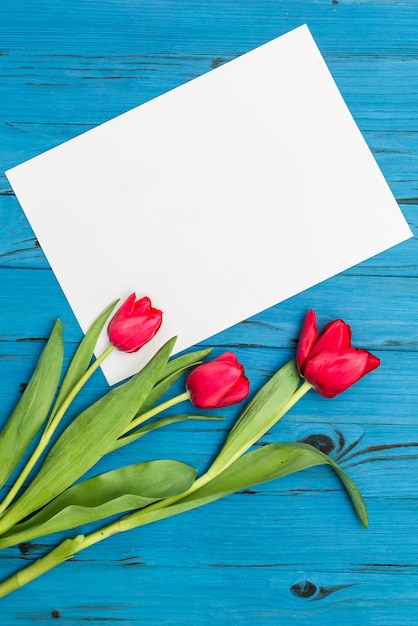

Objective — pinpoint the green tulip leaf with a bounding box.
[0,459,197,549]
[122,442,367,531]
[185,442,368,528]
[140,348,213,411]
[0,320,63,491]
[48,299,119,424]
[111,413,223,452]
[0,337,176,535]
[208,359,301,477]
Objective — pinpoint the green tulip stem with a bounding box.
[121,391,190,435]
[0,345,115,519]
[0,380,314,598]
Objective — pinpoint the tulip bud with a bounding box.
[296,309,380,398]
[108,293,162,353]
[186,352,250,409]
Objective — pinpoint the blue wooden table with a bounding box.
[1,1,418,623]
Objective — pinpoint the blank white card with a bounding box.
[6,24,411,384]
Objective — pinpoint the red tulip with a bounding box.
[186,352,250,409]
[108,293,163,353]
[296,309,380,398]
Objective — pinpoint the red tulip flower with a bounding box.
[108,293,163,353]
[296,309,380,398]
[186,352,250,409]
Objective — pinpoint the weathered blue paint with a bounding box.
[1,1,418,623]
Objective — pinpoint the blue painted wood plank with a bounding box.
[1,494,418,624]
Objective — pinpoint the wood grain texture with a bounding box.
[1,0,418,623]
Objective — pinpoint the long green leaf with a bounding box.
[118,442,368,532]
[140,348,213,411]
[0,459,196,549]
[0,320,63,491]
[111,414,223,452]
[184,442,368,528]
[208,359,301,476]
[48,299,119,422]
[0,337,176,534]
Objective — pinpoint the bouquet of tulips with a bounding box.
[0,295,380,597]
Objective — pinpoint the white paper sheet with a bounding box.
[6,24,412,384]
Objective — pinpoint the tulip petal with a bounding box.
[296,309,318,372]
[303,348,380,398]
[215,352,239,365]
[133,296,152,315]
[217,375,250,408]
[109,293,136,323]
[308,319,352,361]
[111,313,163,353]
